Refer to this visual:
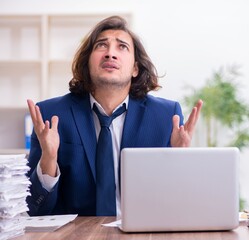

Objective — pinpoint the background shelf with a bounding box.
[0,13,131,149]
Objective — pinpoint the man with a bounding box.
[27,16,203,217]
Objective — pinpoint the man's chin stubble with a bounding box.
[94,78,131,90]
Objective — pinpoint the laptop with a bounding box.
[119,147,239,232]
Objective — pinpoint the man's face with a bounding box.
[89,29,139,91]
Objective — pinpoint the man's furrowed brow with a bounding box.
[116,38,130,47]
[94,37,108,44]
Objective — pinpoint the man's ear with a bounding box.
[132,62,139,77]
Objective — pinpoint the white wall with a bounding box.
[1,0,249,208]
[1,0,248,100]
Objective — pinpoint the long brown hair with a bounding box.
[69,16,161,99]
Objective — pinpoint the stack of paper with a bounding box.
[0,154,31,240]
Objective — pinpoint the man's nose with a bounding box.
[104,46,117,60]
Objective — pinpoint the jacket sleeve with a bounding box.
[175,101,184,126]
[26,132,59,216]
[167,101,184,147]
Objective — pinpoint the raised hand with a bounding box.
[27,99,60,177]
[170,99,203,147]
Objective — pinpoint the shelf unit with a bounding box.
[0,13,132,149]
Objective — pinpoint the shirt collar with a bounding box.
[90,93,129,116]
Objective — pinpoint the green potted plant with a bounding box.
[184,65,249,148]
[183,65,249,211]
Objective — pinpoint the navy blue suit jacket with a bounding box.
[27,93,184,216]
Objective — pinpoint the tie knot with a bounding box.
[93,103,126,128]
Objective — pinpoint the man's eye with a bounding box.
[120,44,129,50]
[95,42,107,49]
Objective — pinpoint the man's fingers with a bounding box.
[187,107,197,127]
[172,115,180,130]
[186,99,203,130]
[27,99,45,128]
[27,99,37,123]
[43,120,50,133]
[34,104,45,126]
[195,99,203,122]
[51,116,59,131]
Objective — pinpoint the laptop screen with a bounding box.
[120,147,239,232]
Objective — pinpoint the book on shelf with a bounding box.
[24,114,33,150]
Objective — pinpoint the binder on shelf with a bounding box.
[24,114,33,150]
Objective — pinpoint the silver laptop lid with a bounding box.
[120,147,239,232]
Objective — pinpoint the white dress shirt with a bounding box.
[37,94,128,217]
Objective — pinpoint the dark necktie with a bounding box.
[93,103,126,216]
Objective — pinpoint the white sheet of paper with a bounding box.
[101,219,121,227]
[21,214,78,232]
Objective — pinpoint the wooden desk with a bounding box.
[13,217,249,240]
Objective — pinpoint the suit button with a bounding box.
[36,195,45,205]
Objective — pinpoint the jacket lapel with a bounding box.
[70,94,97,182]
[121,96,146,149]
[119,96,146,190]
[69,94,147,182]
